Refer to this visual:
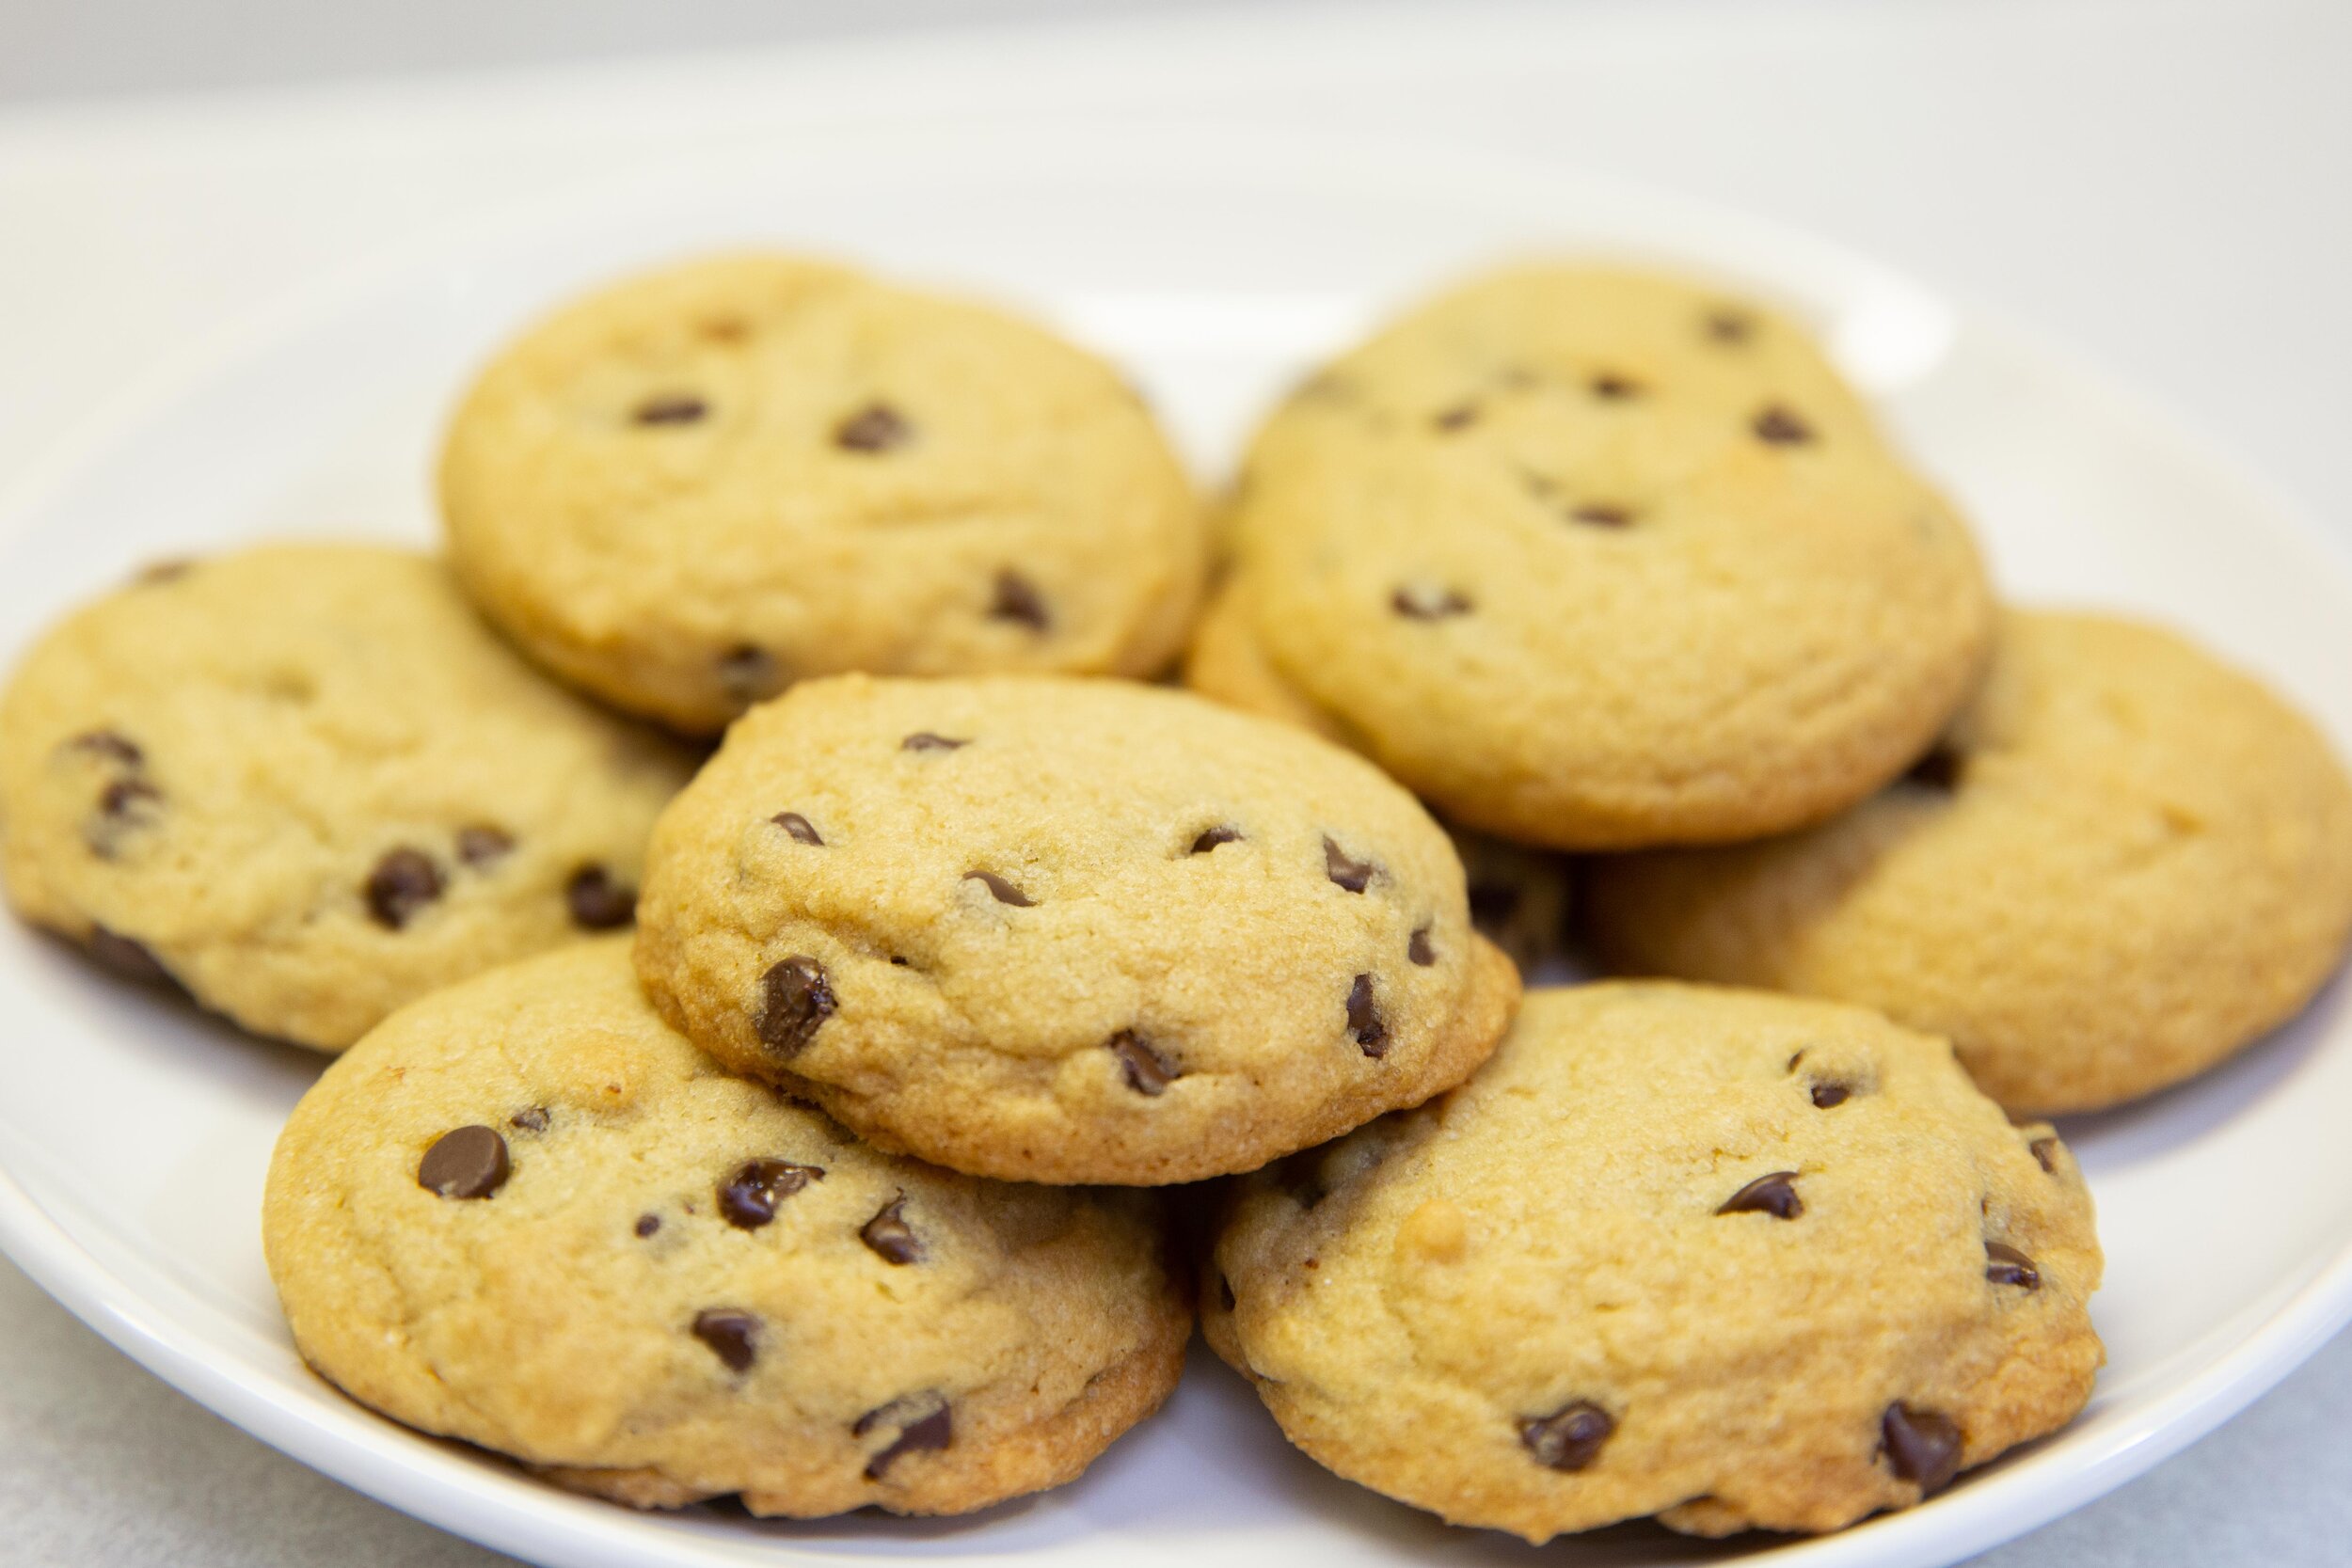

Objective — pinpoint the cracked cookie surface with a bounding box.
[632,673,1521,1184]
[0,544,692,1050]
[440,253,1206,733]
[1585,610,2352,1113]
[1185,265,1993,849]
[262,938,1189,1517]
[1204,982,2102,1541]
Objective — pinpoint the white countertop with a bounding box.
[4,2,2350,1562]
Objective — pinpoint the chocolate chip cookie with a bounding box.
[1186,265,1994,849]
[1204,982,2102,1541]
[440,253,1206,733]
[0,545,692,1050]
[264,938,1189,1517]
[1585,610,2352,1112]
[632,674,1521,1184]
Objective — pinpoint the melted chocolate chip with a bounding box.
[1190,825,1242,854]
[771,812,823,846]
[691,1308,760,1371]
[508,1106,550,1133]
[99,777,161,820]
[1810,1082,1852,1110]
[718,1158,826,1229]
[1718,1171,1803,1219]
[901,732,967,753]
[67,730,143,768]
[1520,1402,1614,1471]
[1705,309,1755,344]
[1908,747,1964,791]
[855,1393,952,1479]
[1345,973,1388,1057]
[565,864,635,929]
[988,570,1050,631]
[1108,1030,1178,1095]
[417,1126,509,1199]
[755,957,835,1057]
[834,403,911,452]
[1589,372,1642,400]
[366,848,443,929]
[633,394,707,426]
[1985,1241,2041,1290]
[2030,1136,2061,1173]
[1431,403,1479,432]
[1569,503,1633,528]
[1218,1274,1237,1311]
[1408,926,1436,966]
[1882,1403,1963,1494]
[964,870,1034,907]
[1324,836,1376,894]
[455,826,514,867]
[717,644,782,704]
[1753,404,1815,445]
[1391,584,1471,620]
[87,926,175,987]
[634,1212,661,1238]
[860,1195,923,1264]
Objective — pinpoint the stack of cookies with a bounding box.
[5,249,2348,1544]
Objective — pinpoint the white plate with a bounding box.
[3,120,2350,1568]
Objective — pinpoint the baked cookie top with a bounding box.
[263,938,1189,1519]
[1586,609,2352,1113]
[1205,982,2102,1542]
[1191,264,1993,849]
[440,254,1206,733]
[632,674,1520,1185]
[0,544,692,1051]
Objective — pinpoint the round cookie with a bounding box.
[632,673,1521,1185]
[0,545,693,1051]
[1187,265,1994,849]
[440,253,1206,733]
[1584,610,2352,1113]
[265,939,1188,1516]
[1204,982,2102,1542]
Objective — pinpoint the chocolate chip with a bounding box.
[854,1393,952,1479]
[1408,926,1436,966]
[860,1195,922,1264]
[1345,974,1388,1057]
[1985,1242,2041,1290]
[1190,825,1242,854]
[988,570,1050,631]
[508,1106,549,1133]
[718,1158,826,1229]
[1431,403,1479,432]
[1810,1082,1852,1109]
[1324,836,1376,893]
[1753,404,1814,445]
[901,732,967,753]
[1218,1274,1237,1311]
[1589,372,1642,400]
[67,730,143,768]
[1569,503,1633,528]
[634,1212,661,1238]
[87,926,174,987]
[834,403,911,452]
[1908,747,1964,791]
[771,812,823,846]
[1520,1402,1614,1471]
[1391,583,1471,620]
[565,864,635,929]
[717,644,782,704]
[633,394,707,426]
[1705,309,1754,344]
[964,870,1034,907]
[455,826,514,867]
[1108,1030,1178,1095]
[99,777,161,819]
[366,847,443,929]
[1882,1403,1963,1494]
[755,957,835,1057]
[691,1308,760,1371]
[1718,1171,1802,1219]
[417,1126,509,1199]
[2030,1136,2061,1173]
